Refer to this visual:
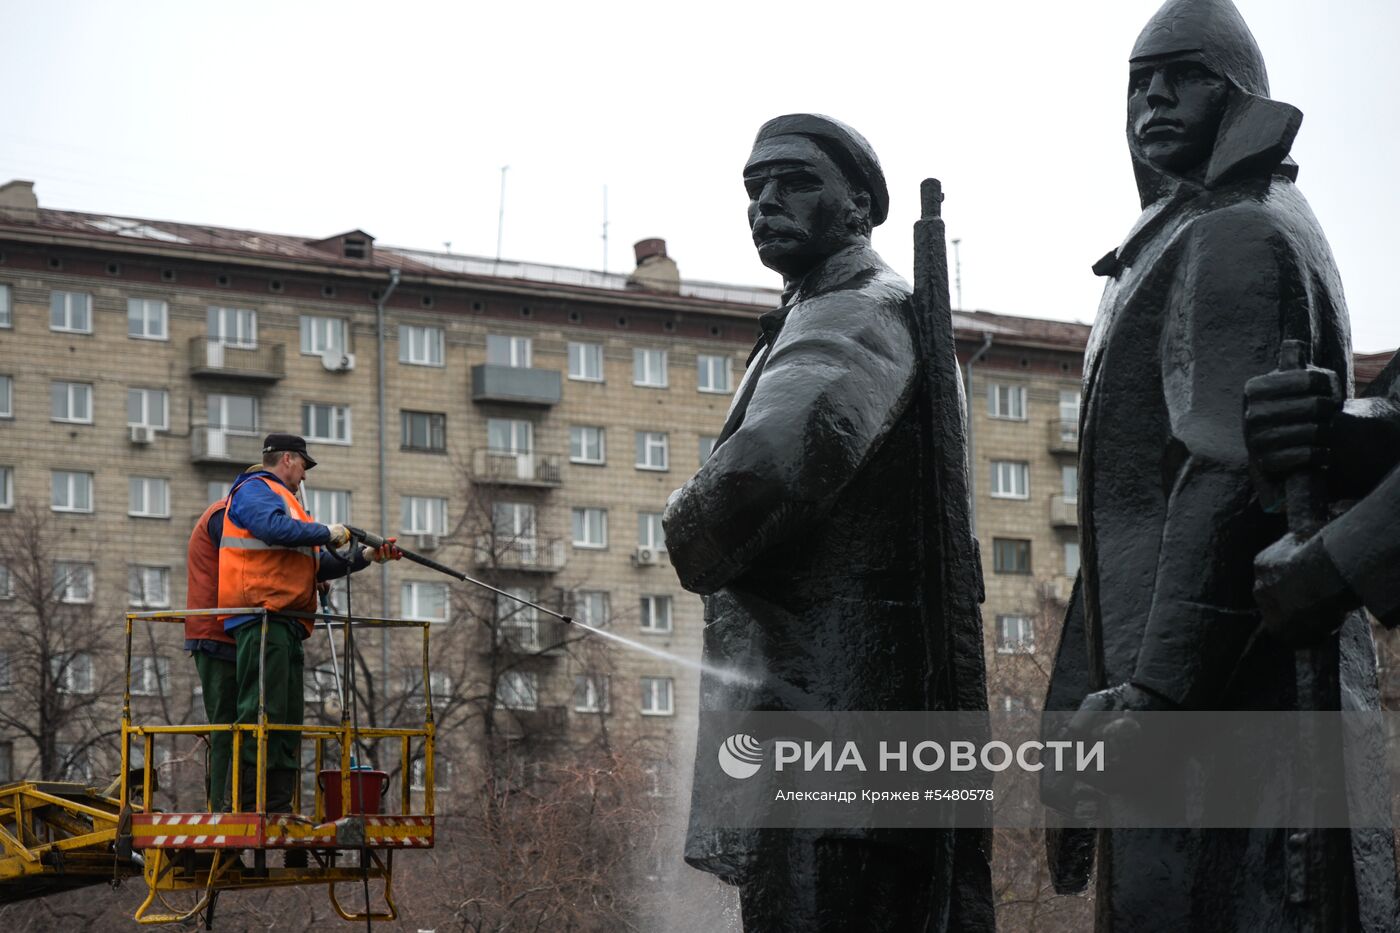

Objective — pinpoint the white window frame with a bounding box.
[633,348,668,388]
[1059,390,1082,425]
[409,757,454,792]
[50,381,93,424]
[50,291,92,334]
[126,387,169,430]
[486,334,532,368]
[51,471,94,514]
[403,669,452,708]
[128,565,171,608]
[401,496,448,535]
[989,461,1030,500]
[697,354,733,394]
[54,561,95,604]
[127,298,169,341]
[987,383,1028,421]
[131,655,171,696]
[208,306,257,348]
[53,652,95,694]
[637,511,666,552]
[497,671,539,711]
[0,564,13,599]
[1062,464,1080,503]
[496,586,539,649]
[401,581,449,623]
[0,284,10,328]
[207,393,259,434]
[399,324,445,367]
[487,418,533,455]
[570,425,605,465]
[299,315,347,355]
[639,595,673,634]
[698,435,717,464]
[1064,541,1081,578]
[128,477,170,518]
[571,507,608,549]
[305,487,351,525]
[996,614,1035,654]
[573,590,609,627]
[302,402,352,445]
[492,501,537,544]
[567,341,604,382]
[635,431,669,471]
[0,466,12,510]
[573,674,610,713]
[640,677,674,716]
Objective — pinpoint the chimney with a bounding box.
[627,238,680,294]
[0,180,39,223]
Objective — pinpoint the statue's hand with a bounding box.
[1244,367,1340,477]
[1254,532,1352,648]
[1068,683,1175,792]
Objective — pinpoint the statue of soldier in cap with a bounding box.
[663,114,994,932]
[1043,1,1399,931]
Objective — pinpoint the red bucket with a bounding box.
[318,768,389,821]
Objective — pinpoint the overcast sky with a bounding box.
[5,0,1398,352]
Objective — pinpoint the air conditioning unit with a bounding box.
[129,425,156,445]
[413,533,440,553]
[634,546,659,567]
[321,350,356,372]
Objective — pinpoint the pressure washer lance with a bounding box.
[344,526,574,625]
[317,586,347,709]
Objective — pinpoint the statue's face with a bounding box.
[743,135,867,279]
[1128,52,1230,175]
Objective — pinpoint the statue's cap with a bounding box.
[751,113,889,227]
[1131,0,1268,97]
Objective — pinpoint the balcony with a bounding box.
[191,425,264,465]
[474,536,567,574]
[470,364,561,406]
[1049,494,1079,528]
[470,449,563,488]
[189,337,286,381]
[1048,419,1078,454]
[493,704,568,740]
[484,619,569,657]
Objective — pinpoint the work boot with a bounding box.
[235,766,261,812]
[266,769,298,814]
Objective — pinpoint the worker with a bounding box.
[185,487,238,811]
[218,433,401,827]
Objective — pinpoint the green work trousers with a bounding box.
[193,651,237,810]
[234,618,304,775]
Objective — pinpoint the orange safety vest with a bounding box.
[185,497,234,644]
[218,476,320,635]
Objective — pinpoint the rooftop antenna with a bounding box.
[601,185,610,273]
[443,241,451,253]
[495,165,509,262]
[951,238,964,311]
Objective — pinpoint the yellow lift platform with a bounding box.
[0,608,438,927]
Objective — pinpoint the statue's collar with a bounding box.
[779,242,883,307]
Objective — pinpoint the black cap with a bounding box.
[262,432,317,469]
[751,114,890,227]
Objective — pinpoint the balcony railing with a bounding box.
[191,425,264,464]
[470,364,561,406]
[474,536,567,573]
[485,618,568,656]
[470,449,563,488]
[188,337,286,380]
[1048,418,1079,454]
[1049,494,1079,528]
[493,704,568,739]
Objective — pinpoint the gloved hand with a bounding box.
[326,523,351,548]
[363,538,403,563]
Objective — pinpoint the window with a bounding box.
[0,565,11,599]
[131,656,171,696]
[128,477,170,518]
[697,354,733,393]
[497,587,539,649]
[409,756,454,792]
[54,561,95,603]
[493,501,536,540]
[401,410,446,452]
[50,381,93,423]
[51,471,94,513]
[129,567,170,608]
[403,669,452,707]
[699,436,718,464]
[1064,541,1081,578]
[401,581,449,622]
[486,334,532,368]
[127,298,168,340]
[50,291,92,333]
[302,403,351,444]
[208,306,257,348]
[299,315,347,355]
[0,375,10,419]
[1002,695,1030,712]
[1059,390,1081,424]
[633,348,668,387]
[573,590,609,627]
[401,496,447,535]
[1062,464,1079,502]
[207,481,232,502]
[568,341,604,381]
[487,418,532,454]
[640,677,674,716]
[639,595,673,634]
[0,466,11,509]
[0,284,10,327]
[571,507,608,548]
[127,388,169,430]
[399,324,444,366]
[52,652,95,693]
[996,615,1035,653]
[643,760,672,798]
[988,383,1028,420]
[635,431,669,471]
[305,666,338,704]
[305,488,351,525]
[574,674,610,713]
[570,426,605,464]
[992,538,1032,575]
[637,512,666,551]
[990,461,1030,499]
[207,394,258,433]
[497,671,538,710]
[56,743,93,781]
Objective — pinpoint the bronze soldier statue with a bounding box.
[1042,0,1399,930]
[663,114,993,933]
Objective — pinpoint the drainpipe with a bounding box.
[963,331,994,535]
[375,269,401,691]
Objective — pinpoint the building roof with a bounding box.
[954,309,1092,350]
[1356,350,1394,386]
